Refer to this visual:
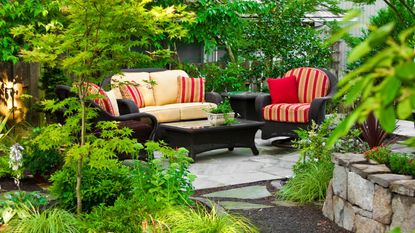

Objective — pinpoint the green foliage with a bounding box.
[0,156,13,178]
[0,191,48,225]
[278,161,334,204]
[389,152,415,177]
[364,146,415,176]
[7,207,80,233]
[49,160,131,213]
[0,0,61,62]
[81,142,196,232]
[80,196,147,233]
[327,16,415,148]
[22,128,64,179]
[180,62,248,93]
[293,120,333,165]
[40,65,69,99]
[158,205,259,233]
[239,0,337,79]
[131,141,195,209]
[334,128,369,153]
[209,98,233,114]
[364,146,391,164]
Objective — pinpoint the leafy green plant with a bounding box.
[131,141,195,209]
[22,128,63,180]
[0,156,13,178]
[363,146,392,164]
[327,20,415,148]
[7,206,80,233]
[49,160,131,213]
[0,191,48,225]
[334,128,369,153]
[14,0,193,215]
[203,62,248,93]
[80,196,147,233]
[277,161,334,204]
[389,152,415,177]
[208,98,233,114]
[158,205,259,233]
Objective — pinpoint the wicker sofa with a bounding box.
[101,68,222,123]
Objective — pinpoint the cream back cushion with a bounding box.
[111,72,156,106]
[150,70,189,106]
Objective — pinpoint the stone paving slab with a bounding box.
[203,185,271,199]
[189,132,298,190]
[218,201,273,210]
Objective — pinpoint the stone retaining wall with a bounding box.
[322,153,415,233]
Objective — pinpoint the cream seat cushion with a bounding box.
[139,105,181,123]
[140,102,216,123]
[165,102,216,121]
[150,70,189,106]
[111,72,156,106]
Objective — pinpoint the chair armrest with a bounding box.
[117,99,139,115]
[310,96,332,124]
[255,94,272,121]
[111,112,158,140]
[205,92,222,105]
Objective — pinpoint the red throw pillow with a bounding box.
[119,83,145,108]
[177,76,205,103]
[84,82,117,116]
[267,76,299,104]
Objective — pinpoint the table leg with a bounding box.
[251,145,259,155]
[228,147,234,151]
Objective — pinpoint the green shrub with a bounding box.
[389,153,415,177]
[131,141,195,210]
[278,161,334,204]
[363,146,391,164]
[21,128,64,179]
[7,207,80,233]
[81,197,146,233]
[49,160,131,212]
[158,205,259,233]
[0,156,13,178]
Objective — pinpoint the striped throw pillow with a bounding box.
[85,82,117,116]
[177,76,205,103]
[119,84,145,108]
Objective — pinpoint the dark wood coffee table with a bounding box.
[158,119,264,160]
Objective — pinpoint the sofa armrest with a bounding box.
[255,94,272,121]
[310,96,332,124]
[117,99,139,115]
[107,112,159,140]
[205,92,222,105]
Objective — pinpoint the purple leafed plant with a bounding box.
[358,112,396,149]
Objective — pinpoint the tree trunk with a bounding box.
[76,89,86,215]
[225,43,236,63]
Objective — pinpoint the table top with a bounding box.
[160,119,264,133]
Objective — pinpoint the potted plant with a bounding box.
[207,98,235,126]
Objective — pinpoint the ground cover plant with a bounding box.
[278,116,369,204]
[364,146,415,177]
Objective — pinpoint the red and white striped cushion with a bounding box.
[284,68,330,103]
[177,76,205,103]
[263,103,310,123]
[85,82,116,116]
[119,84,145,108]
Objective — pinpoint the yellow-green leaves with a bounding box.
[348,23,395,63]
[327,18,415,147]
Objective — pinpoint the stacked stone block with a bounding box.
[323,153,415,233]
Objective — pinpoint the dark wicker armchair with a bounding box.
[55,85,158,144]
[255,67,337,139]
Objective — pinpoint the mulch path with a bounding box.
[194,180,351,233]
